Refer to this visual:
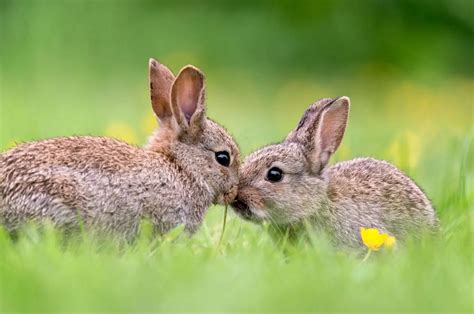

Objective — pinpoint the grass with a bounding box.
[0,195,471,312]
[1,1,473,312]
[0,86,472,311]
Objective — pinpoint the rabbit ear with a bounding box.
[286,97,350,173]
[149,58,175,128]
[315,96,350,169]
[285,98,334,144]
[170,65,206,135]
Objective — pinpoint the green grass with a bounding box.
[0,107,472,312]
[0,193,472,312]
[1,1,473,312]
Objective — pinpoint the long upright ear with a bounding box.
[170,65,206,135]
[286,96,350,174]
[149,58,175,128]
[315,96,350,169]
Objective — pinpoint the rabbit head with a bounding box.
[146,59,240,205]
[231,97,350,224]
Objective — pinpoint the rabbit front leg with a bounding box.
[146,203,202,236]
[183,204,206,235]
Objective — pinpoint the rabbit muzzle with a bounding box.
[230,189,266,223]
[230,198,254,221]
[214,184,238,205]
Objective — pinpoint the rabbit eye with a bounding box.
[266,167,283,182]
[215,151,230,167]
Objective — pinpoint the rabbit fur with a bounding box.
[231,97,437,248]
[0,59,240,239]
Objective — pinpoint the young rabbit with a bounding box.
[231,97,437,248]
[0,59,240,239]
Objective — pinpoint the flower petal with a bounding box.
[384,235,397,249]
[360,227,386,251]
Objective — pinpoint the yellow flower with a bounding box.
[360,227,388,251]
[359,228,397,263]
[360,227,397,251]
[384,235,397,249]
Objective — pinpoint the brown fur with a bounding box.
[231,97,437,248]
[0,59,240,239]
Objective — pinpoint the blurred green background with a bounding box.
[0,0,473,312]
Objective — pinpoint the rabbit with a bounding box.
[231,96,437,248]
[0,58,240,239]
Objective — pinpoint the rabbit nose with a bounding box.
[215,185,238,205]
[223,185,238,204]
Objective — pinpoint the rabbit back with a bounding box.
[323,157,437,246]
[0,136,208,237]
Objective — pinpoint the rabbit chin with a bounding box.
[235,206,294,225]
[241,208,268,223]
[248,207,268,220]
[231,203,269,224]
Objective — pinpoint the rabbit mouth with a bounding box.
[214,185,239,205]
[231,199,259,221]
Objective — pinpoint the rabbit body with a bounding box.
[0,60,240,238]
[1,137,211,237]
[232,97,437,248]
[319,157,435,247]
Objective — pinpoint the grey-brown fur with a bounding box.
[231,97,437,248]
[0,59,240,239]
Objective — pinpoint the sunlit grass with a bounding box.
[1,74,472,312]
[0,196,471,312]
[1,1,473,310]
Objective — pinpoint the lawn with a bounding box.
[0,1,473,312]
[1,74,472,312]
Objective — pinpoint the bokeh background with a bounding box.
[0,0,473,312]
[1,0,472,196]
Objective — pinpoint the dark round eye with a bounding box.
[266,167,283,182]
[215,151,230,167]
